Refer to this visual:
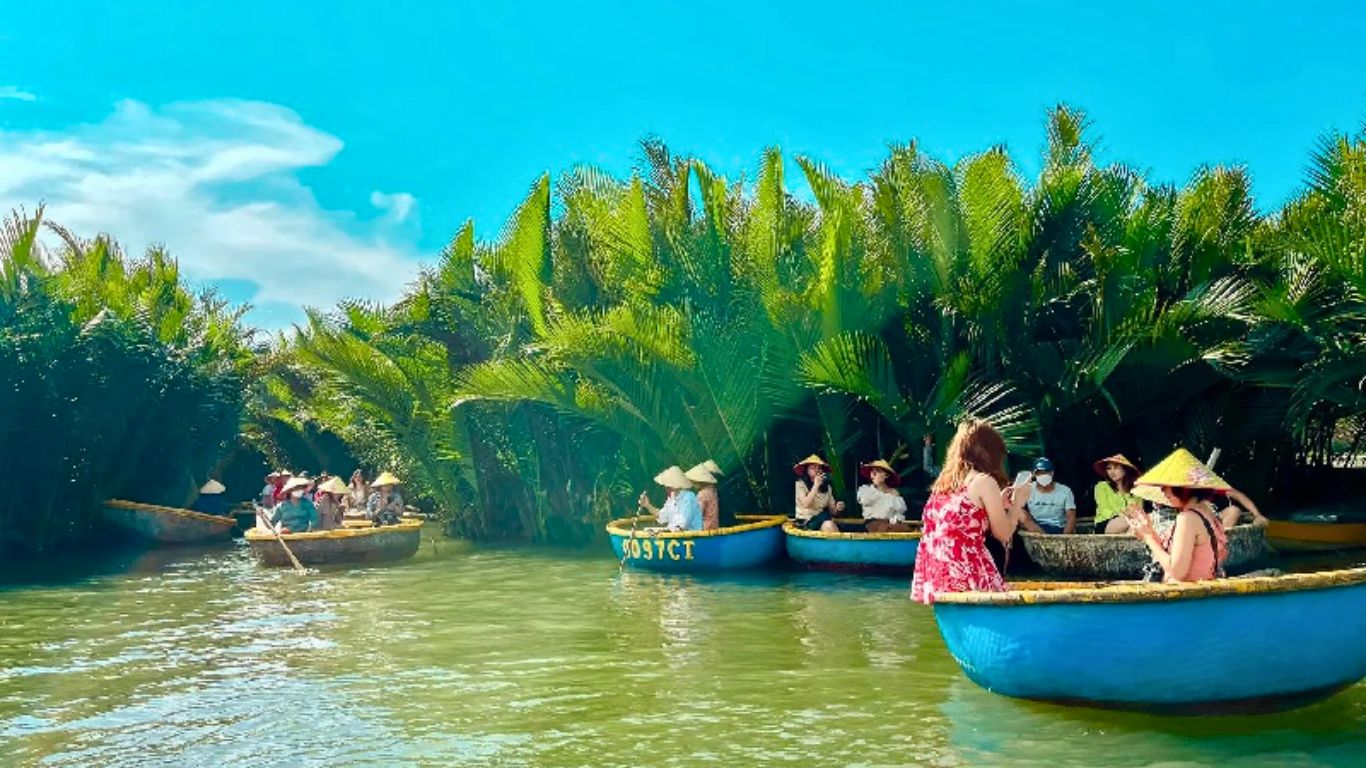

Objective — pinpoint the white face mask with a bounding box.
[291,490,304,500]
[1035,474,1054,487]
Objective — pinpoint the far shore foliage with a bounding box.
[4,106,1365,551]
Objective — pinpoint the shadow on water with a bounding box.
[0,540,240,589]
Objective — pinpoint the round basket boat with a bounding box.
[783,517,921,572]
[103,499,236,545]
[1020,523,1267,579]
[930,567,1366,713]
[244,518,423,567]
[1266,518,1366,552]
[606,514,785,572]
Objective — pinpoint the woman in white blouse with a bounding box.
[857,459,913,533]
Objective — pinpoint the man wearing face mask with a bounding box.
[270,476,320,533]
[1024,458,1076,535]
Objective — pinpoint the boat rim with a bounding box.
[244,517,423,542]
[934,567,1366,606]
[782,519,922,541]
[605,514,784,539]
[1018,522,1261,542]
[104,498,235,526]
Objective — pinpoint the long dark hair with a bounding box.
[1106,463,1139,494]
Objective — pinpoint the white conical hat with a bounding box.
[702,459,724,475]
[372,471,402,487]
[685,464,717,485]
[653,466,693,490]
[200,479,226,494]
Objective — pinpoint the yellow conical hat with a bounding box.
[859,459,902,487]
[318,476,349,495]
[199,479,226,494]
[792,454,831,476]
[1134,448,1231,491]
[372,471,402,487]
[702,459,723,476]
[1130,484,1170,506]
[685,463,717,485]
[653,466,693,490]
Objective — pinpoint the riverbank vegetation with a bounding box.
[4,106,1364,551]
[0,209,255,554]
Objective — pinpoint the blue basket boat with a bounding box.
[784,518,921,572]
[930,568,1366,713]
[607,514,786,572]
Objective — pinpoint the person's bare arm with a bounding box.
[970,473,1022,545]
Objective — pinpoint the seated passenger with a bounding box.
[1023,457,1076,534]
[270,477,319,533]
[367,472,405,526]
[191,479,229,517]
[345,469,368,514]
[314,476,349,530]
[1092,454,1143,534]
[638,466,702,532]
[1123,448,1229,583]
[1217,487,1269,529]
[793,454,843,534]
[260,471,284,508]
[685,463,721,531]
[857,459,913,533]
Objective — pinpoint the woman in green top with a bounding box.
[1092,454,1142,534]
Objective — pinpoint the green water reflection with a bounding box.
[1,539,1362,767]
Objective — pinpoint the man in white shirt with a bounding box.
[1024,457,1076,534]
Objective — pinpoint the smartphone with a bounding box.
[1012,471,1033,489]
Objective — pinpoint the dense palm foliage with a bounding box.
[8,107,1362,550]
[0,209,255,555]
[260,108,1365,540]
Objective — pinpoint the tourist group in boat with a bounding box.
[251,469,408,533]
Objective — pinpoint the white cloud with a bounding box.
[0,98,423,329]
[0,86,36,102]
[370,190,417,223]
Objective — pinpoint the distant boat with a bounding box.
[1020,523,1268,579]
[931,568,1366,713]
[783,517,920,572]
[103,499,235,545]
[244,518,423,567]
[607,514,785,572]
[1266,516,1366,552]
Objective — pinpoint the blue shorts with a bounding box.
[1037,522,1065,535]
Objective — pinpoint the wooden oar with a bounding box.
[619,507,644,572]
[255,504,306,573]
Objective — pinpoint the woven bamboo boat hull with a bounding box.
[1020,524,1267,579]
[244,519,423,567]
[102,500,236,544]
[783,519,920,572]
[931,568,1366,712]
[607,514,785,572]
[1266,519,1366,551]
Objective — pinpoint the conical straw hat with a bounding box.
[859,459,901,487]
[1092,454,1140,477]
[318,476,349,495]
[1134,448,1231,491]
[372,471,402,487]
[702,459,724,476]
[200,479,226,495]
[282,476,312,493]
[653,466,693,490]
[792,454,831,477]
[1130,484,1171,506]
[685,464,717,485]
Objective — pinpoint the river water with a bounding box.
[2,536,1363,767]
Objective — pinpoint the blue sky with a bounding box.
[2,1,1364,328]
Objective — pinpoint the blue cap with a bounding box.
[1033,457,1054,473]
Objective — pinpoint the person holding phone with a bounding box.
[1123,448,1229,582]
[794,454,843,533]
[911,420,1033,604]
[639,466,702,532]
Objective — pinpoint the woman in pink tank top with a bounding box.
[1123,448,1232,582]
[911,420,1034,604]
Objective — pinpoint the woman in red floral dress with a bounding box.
[911,419,1032,604]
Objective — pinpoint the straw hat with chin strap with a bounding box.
[859,459,901,487]
[792,454,832,477]
[653,466,694,490]
[372,471,402,488]
[200,479,226,495]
